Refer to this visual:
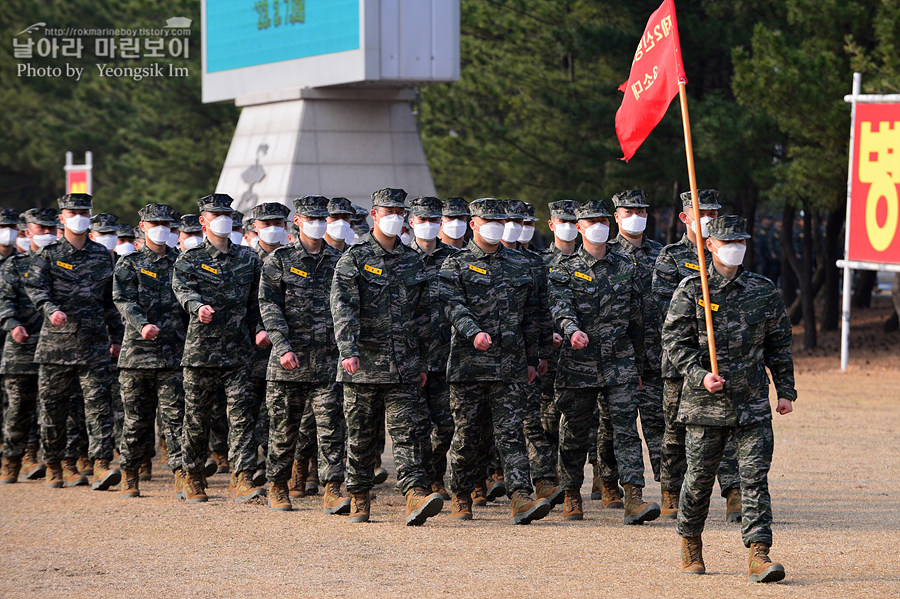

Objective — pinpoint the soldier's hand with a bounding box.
[552,332,562,350]
[537,358,548,377]
[198,305,215,324]
[110,344,121,358]
[527,365,536,383]
[342,356,360,373]
[571,331,589,349]
[141,324,160,340]
[473,332,492,351]
[280,351,300,370]
[420,372,428,388]
[256,330,271,348]
[10,326,28,343]
[50,310,67,326]
[703,373,725,393]
[776,398,793,415]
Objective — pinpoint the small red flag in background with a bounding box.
[615,0,687,162]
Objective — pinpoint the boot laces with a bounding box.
[686,539,702,563]
[753,545,772,563]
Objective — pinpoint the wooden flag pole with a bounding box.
[677,82,718,375]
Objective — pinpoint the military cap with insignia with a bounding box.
[409,196,443,218]
[612,189,650,209]
[707,215,751,241]
[575,200,612,220]
[24,207,59,227]
[293,195,329,217]
[180,214,203,233]
[58,193,93,210]
[252,202,291,221]
[328,197,355,216]
[549,200,578,221]
[469,198,509,220]
[90,212,120,233]
[117,224,136,239]
[0,208,19,226]
[442,197,470,218]
[372,187,408,208]
[196,193,234,213]
[138,203,176,223]
[680,189,722,210]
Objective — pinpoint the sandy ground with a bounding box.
[1,305,898,598]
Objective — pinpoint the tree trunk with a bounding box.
[820,207,843,331]
[799,206,816,349]
[780,205,799,323]
[852,270,877,308]
[667,180,681,245]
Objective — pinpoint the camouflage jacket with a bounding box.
[547,246,644,388]
[439,241,541,383]
[25,237,122,365]
[652,234,712,378]
[259,241,341,382]
[172,238,261,368]
[541,244,573,374]
[662,267,796,427]
[411,240,458,374]
[112,245,186,369]
[607,233,664,372]
[520,245,554,362]
[330,233,429,384]
[251,245,274,379]
[0,252,41,374]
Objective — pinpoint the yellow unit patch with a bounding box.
[685,262,700,271]
[290,267,308,278]
[56,261,73,270]
[468,265,487,275]
[574,271,593,282]
[140,269,157,279]
[698,299,719,311]
[364,264,382,275]
[201,264,218,275]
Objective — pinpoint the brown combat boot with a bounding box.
[91,458,122,491]
[348,490,370,523]
[21,444,46,480]
[184,470,208,503]
[268,480,292,511]
[45,461,64,488]
[431,478,450,500]
[173,468,186,500]
[660,487,679,519]
[623,484,660,525]
[471,480,488,507]
[0,457,21,484]
[233,471,266,503]
[486,471,506,501]
[600,480,624,509]
[120,470,140,498]
[450,493,473,521]
[725,487,742,523]
[590,461,603,500]
[562,490,584,521]
[213,450,229,474]
[510,489,551,525]
[62,457,88,487]
[748,542,785,583]
[305,456,320,496]
[77,454,93,476]
[323,481,352,515]
[289,459,307,498]
[158,437,168,465]
[535,478,564,507]
[405,486,444,526]
[139,456,152,482]
[681,536,705,574]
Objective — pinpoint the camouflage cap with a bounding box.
[180,214,202,233]
[24,207,59,228]
[612,189,650,209]
[231,209,244,225]
[442,197,470,218]
[170,210,181,227]
[355,219,371,236]
[680,189,722,210]
[292,195,329,218]
[58,193,93,210]
[351,204,369,223]
[328,197,355,216]
[138,202,176,223]
[469,198,509,220]
[575,200,612,220]
[17,213,27,231]
[134,226,145,240]
[549,200,578,222]
[251,202,291,222]
[505,199,529,220]
[244,220,257,233]
[0,208,19,226]
[522,202,538,222]
[197,193,234,214]
[372,187,408,208]
[90,212,120,233]
[409,196,443,219]
[708,215,751,241]
[117,224,135,238]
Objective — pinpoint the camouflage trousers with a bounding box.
[448,381,532,496]
[589,404,619,482]
[182,365,258,474]
[65,383,87,459]
[111,366,123,448]
[678,420,775,547]
[2,374,39,458]
[343,382,430,494]
[208,387,228,455]
[421,371,455,484]
[294,397,318,462]
[556,383,645,490]
[636,371,664,482]
[266,380,346,484]
[661,378,740,495]
[38,363,115,463]
[539,372,560,461]
[523,378,556,481]
[118,368,183,472]
[251,377,269,457]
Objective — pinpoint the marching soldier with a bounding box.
[439,197,470,249]
[178,215,203,252]
[324,197,355,252]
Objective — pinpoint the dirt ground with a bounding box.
[1,300,898,598]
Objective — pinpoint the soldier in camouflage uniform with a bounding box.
[113,203,188,498]
[652,190,741,521]
[259,195,349,514]
[25,193,123,491]
[178,214,203,252]
[548,200,659,524]
[662,215,795,582]
[172,194,264,503]
[439,198,552,525]
[0,208,51,483]
[0,208,19,466]
[324,197,355,253]
[330,187,444,525]
[439,197,470,250]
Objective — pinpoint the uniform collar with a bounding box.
[466,239,507,260]
[612,232,643,253]
[411,239,452,258]
[140,244,176,263]
[708,265,747,289]
[203,237,234,258]
[363,232,404,257]
[292,239,327,260]
[576,244,611,268]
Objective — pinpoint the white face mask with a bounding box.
[228,231,244,245]
[518,224,535,243]
[689,215,712,239]
[250,237,260,250]
[502,222,523,244]
[182,235,201,250]
[399,232,412,246]
[207,215,233,237]
[16,236,31,252]
[413,221,441,241]
[166,232,179,248]
[95,234,117,251]
[344,227,358,245]
[620,214,647,235]
[327,220,352,243]
[145,225,171,246]
[476,221,505,245]
[441,219,468,240]
[302,219,327,240]
[377,214,404,238]
[115,242,136,256]
[713,242,746,267]
[64,214,91,235]
[258,225,285,245]
[33,234,57,248]
[554,222,578,242]
[0,228,18,246]
[583,222,610,244]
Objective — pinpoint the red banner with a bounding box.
[66,169,88,194]
[615,0,686,162]
[848,103,900,264]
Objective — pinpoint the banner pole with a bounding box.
[841,72,862,371]
[677,82,718,375]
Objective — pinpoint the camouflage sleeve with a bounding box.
[627,265,646,376]
[547,266,581,339]
[534,263,553,361]
[24,251,59,318]
[330,252,361,359]
[652,250,680,321]
[522,271,541,368]
[259,252,291,358]
[763,287,797,401]
[248,252,262,335]
[438,257,481,341]
[112,258,149,332]
[661,278,707,388]
[103,253,124,344]
[0,259,22,332]
[172,255,205,316]
[412,263,431,372]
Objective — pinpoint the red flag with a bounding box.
[614,0,686,161]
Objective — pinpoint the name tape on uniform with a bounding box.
[56,260,73,270]
[574,271,593,282]
[468,265,487,275]
[685,262,700,271]
[290,267,308,278]
[140,268,157,279]
[698,299,719,311]
[364,264,382,275]
[201,264,218,275]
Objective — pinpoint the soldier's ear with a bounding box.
[679,212,689,225]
